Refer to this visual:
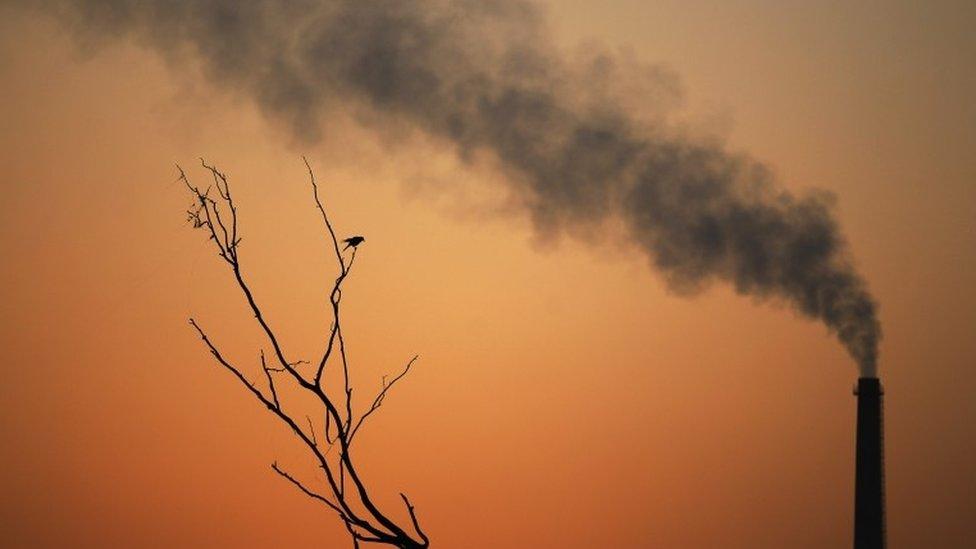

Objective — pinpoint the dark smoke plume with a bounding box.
[38,0,881,374]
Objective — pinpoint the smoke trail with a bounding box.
[38,0,881,374]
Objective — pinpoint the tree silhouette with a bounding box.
[180,159,429,549]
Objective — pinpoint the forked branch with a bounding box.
[182,160,428,548]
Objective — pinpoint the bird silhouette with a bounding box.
[342,236,365,250]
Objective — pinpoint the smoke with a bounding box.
[38,0,880,374]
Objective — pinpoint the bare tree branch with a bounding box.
[350,356,420,443]
[260,350,279,409]
[183,160,428,548]
[304,155,345,271]
[401,493,430,547]
[189,317,383,540]
[306,415,318,447]
[271,461,345,518]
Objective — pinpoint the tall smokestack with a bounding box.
[854,377,885,549]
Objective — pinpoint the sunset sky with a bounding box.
[1,1,974,547]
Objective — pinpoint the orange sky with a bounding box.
[1,2,974,547]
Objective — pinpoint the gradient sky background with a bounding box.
[1,1,974,547]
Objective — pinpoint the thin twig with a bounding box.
[350,356,420,443]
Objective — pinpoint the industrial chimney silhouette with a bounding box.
[854,377,886,549]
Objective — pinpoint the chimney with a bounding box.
[854,377,886,549]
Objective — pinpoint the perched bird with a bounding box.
[342,235,365,250]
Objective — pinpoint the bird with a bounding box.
[342,235,365,250]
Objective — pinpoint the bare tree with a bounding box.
[180,158,429,549]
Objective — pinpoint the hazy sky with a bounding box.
[1,1,974,547]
